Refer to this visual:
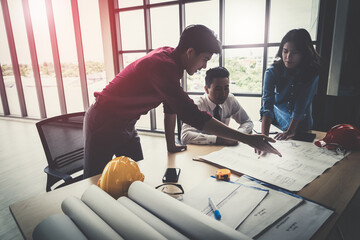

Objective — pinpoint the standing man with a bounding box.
[181,67,253,145]
[84,25,281,178]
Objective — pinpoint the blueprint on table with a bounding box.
[198,140,349,191]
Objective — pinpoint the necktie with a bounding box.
[213,105,221,121]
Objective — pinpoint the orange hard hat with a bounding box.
[97,156,144,199]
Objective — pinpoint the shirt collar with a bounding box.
[204,94,222,111]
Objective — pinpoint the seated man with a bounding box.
[181,67,253,145]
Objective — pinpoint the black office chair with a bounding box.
[36,112,85,192]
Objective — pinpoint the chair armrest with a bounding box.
[44,166,73,182]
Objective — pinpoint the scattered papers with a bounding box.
[182,176,334,240]
[181,177,268,229]
[198,140,349,191]
[258,200,334,240]
[235,177,303,238]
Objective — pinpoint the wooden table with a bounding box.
[9,131,360,240]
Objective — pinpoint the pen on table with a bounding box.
[208,197,221,220]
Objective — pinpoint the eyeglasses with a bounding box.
[155,183,184,195]
[323,143,347,156]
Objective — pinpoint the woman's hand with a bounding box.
[274,119,298,140]
[248,134,282,157]
[274,131,295,140]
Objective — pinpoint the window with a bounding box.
[185,0,219,93]
[114,0,320,130]
[8,0,40,118]
[150,5,179,49]
[53,0,83,114]
[1,0,105,118]
[224,48,263,94]
[29,0,62,117]
[269,0,319,42]
[224,0,265,45]
[118,0,142,8]
[0,2,20,115]
[119,10,146,51]
[0,0,320,125]
[78,0,106,105]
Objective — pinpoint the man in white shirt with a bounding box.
[181,67,254,145]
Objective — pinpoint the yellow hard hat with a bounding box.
[97,156,144,199]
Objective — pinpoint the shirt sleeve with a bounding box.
[260,68,276,120]
[181,122,217,145]
[229,95,254,134]
[291,75,319,120]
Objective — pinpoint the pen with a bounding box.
[208,197,221,220]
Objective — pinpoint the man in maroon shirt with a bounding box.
[84,25,281,178]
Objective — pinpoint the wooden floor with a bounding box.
[0,117,359,240]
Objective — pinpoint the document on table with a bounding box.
[257,199,334,240]
[181,177,268,229]
[235,176,303,238]
[198,140,350,191]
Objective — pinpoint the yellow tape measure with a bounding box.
[216,169,231,181]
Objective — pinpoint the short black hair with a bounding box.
[205,67,229,88]
[177,24,221,55]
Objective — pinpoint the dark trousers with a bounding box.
[83,101,143,179]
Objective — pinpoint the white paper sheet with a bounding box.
[198,140,349,191]
[257,200,334,240]
[181,177,268,229]
[235,176,303,238]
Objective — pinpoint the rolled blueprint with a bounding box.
[81,185,166,240]
[118,196,189,240]
[61,196,123,240]
[32,214,87,240]
[128,181,252,240]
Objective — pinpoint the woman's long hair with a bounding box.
[273,29,321,77]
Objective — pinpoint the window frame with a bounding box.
[113,0,320,133]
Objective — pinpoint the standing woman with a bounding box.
[260,28,320,141]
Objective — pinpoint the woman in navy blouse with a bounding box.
[259,28,320,141]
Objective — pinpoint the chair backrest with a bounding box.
[36,112,85,174]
